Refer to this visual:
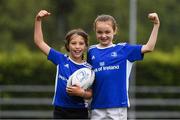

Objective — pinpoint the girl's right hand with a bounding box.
[36,10,51,21]
[66,85,85,97]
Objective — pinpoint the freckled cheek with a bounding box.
[110,35,114,40]
[107,33,114,38]
[79,45,86,50]
[96,34,101,39]
[98,34,112,40]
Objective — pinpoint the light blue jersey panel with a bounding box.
[87,43,143,109]
[48,48,91,108]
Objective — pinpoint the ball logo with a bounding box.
[67,68,95,89]
[75,70,89,83]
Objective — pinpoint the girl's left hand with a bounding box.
[148,13,160,25]
[66,85,84,97]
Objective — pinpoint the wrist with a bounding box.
[154,22,160,26]
[81,89,85,98]
[35,16,41,21]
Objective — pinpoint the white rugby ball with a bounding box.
[67,68,95,89]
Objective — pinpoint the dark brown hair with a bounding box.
[65,28,89,52]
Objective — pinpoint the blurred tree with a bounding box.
[66,0,130,45]
[0,0,179,52]
[50,0,75,49]
[137,0,180,51]
[0,0,56,52]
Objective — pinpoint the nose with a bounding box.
[101,33,106,38]
[75,44,81,49]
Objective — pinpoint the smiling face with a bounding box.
[68,34,87,63]
[95,21,116,47]
[65,29,88,63]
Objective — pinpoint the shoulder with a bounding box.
[111,42,128,49]
[48,48,67,63]
[50,48,66,56]
[84,62,93,69]
[116,42,141,48]
[117,42,127,46]
[88,44,98,51]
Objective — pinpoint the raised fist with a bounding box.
[148,13,160,25]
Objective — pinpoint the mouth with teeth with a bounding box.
[72,50,83,56]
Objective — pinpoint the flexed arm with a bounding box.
[34,10,51,55]
[141,13,160,53]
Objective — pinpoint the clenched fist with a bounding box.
[36,10,51,21]
[148,13,160,25]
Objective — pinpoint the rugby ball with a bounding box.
[67,68,95,89]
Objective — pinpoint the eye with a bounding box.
[105,30,111,34]
[70,42,76,45]
[79,41,85,45]
[96,30,103,34]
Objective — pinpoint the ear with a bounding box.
[114,30,117,35]
[83,45,87,52]
[65,43,70,52]
[113,26,118,35]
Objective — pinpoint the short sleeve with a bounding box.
[47,48,64,65]
[125,44,144,62]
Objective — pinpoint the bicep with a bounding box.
[36,41,51,55]
[141,45,151,54]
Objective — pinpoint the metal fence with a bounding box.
[0,85,53,118]
[1,85,180,119]
[128,86,180,119]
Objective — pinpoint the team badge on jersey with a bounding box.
[111,52,117,57]
[99,62,105,66]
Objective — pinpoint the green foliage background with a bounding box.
[0,0,179,85]
[0,1,180,118]
[0,46,179,86]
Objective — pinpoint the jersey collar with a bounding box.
[96,44,115,49]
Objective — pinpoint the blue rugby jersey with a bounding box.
[87,43,144,109]
[48,48,91,108]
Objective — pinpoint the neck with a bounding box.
[98,43,113,48]
[69,56,84,63]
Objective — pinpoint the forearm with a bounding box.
[66,86,92,99]
[34,19,43,46]
[142,24,160,53]
[81,89,92,99]
[34,17,50,55]
[142,13,160,53]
